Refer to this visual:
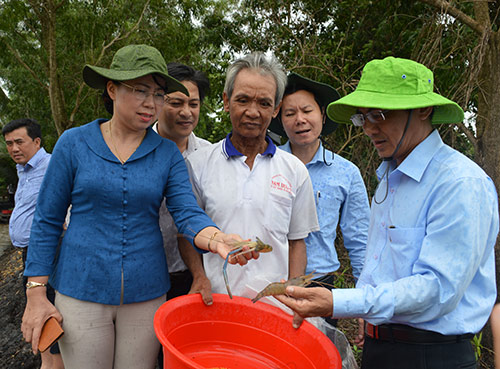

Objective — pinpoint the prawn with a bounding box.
[251,272,334,303]
[223,237,273,299]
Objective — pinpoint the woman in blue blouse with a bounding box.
[21,45,257,369]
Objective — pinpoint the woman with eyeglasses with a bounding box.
[20,45,257,369]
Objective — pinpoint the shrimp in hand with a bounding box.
[223,237,273,299]
[251,272,335,303]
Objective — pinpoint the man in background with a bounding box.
[153,62,213,305]
[153,62,212,369]
[3,118,64,369]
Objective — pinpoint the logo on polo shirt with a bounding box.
[271,174,292,195]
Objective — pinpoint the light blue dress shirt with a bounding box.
[332,130,499,335]
[24,119,216,305]
[280,142,369,278]
[9,147,51,248]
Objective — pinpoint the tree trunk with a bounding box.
[44,0,69,136]
[475,32,500,296]
[28,0,69,136]
[472,30,500,369]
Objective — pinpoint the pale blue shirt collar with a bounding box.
[376,129,443,183]
[17,147,48,171]
[222,133,276,158]
[280,140,334,166]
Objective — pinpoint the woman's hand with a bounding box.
[21,287,62,354]
[211,232,260,265]
[195,227,260,265]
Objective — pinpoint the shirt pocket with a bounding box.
[22,173,45,203]
[264,193,293,239]
[316,191,342,231]
[387,226,425,279]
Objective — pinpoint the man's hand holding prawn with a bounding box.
[274,286,334,329]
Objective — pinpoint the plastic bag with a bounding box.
[306,317,359,369]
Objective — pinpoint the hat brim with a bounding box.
[83,65,189,96]
[269,73,340,139]
[327,90,464,125]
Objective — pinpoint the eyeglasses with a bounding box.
[119,82,166,106]
[350,110,390,127]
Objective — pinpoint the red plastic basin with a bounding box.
[154,293,341,369]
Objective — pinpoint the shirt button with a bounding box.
[123,239,127,245]
[123,226,127,231]
[123,200,128,205]
[374,255,378,260]
[381,221,386,227]
[390,188,395,193]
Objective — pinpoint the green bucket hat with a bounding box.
[82,44,188,95]
[269,73,340,138]
[326,57,464,125]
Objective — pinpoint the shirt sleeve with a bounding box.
[163,148,216,248]
[338,167,370,279]
[25,132,74,276]
[287,165,319,240]
[333,176,499,325]
[185,156,205,209]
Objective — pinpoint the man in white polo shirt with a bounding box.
[152,62,214,306]
[186,52,319,300]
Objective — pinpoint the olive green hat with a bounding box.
[82,44,188,95]
[326,57,464,124]
[269,72,340,138]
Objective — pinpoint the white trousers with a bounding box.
[55,291,165,369]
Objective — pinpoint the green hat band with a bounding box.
[327,57,464,125]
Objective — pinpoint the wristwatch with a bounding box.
[26,281,47,289]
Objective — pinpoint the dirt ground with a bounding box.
[0,247,40,368]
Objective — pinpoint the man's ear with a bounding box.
[272,101,282,118]
[419,106,434,121]
[223,92,230,112]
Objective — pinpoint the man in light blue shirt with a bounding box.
[276,57,499,369]
[3,118,63,368]
[4,118,50,256]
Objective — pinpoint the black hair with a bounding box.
[167,62,210,103]
[2,118,42,145]
[102,87,114,115]
[283,83,324,112]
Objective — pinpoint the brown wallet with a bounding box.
[38,317,64,352]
